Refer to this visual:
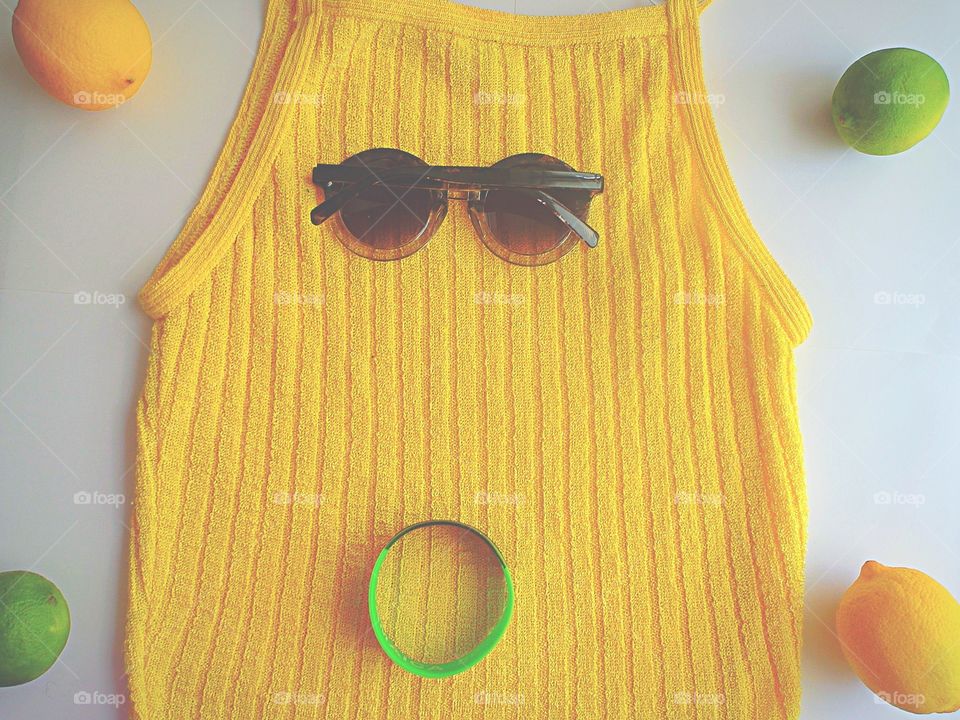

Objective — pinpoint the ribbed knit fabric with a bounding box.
[126,0,813,717]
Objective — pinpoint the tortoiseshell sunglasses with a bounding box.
[310,149,604,266]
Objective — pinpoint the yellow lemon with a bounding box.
[12,0,152,110]
[836,561,960,714]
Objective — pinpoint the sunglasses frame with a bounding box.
[310,149,604,265]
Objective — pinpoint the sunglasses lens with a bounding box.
[473,154,592,266]
[340,186,437,250]
[332,149,445,260]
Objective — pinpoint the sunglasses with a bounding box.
[310,149,604,265]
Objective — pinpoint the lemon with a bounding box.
[12,0,152,110]
[832,48,949,155]
[0,571,70,687]
[836,561,960,714]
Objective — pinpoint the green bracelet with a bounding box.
[367,520,514,679]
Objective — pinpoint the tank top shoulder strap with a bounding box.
[665,0,813,345]
[138,0,323,319]
[665,0,712,20]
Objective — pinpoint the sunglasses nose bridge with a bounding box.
[446,189,482,202]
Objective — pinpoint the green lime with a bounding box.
[0,571,70,687]
[832,47,949,155]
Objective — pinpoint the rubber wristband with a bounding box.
[367,520,515,679]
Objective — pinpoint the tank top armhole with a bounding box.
[667,0,813,347]
[137,0,322,320]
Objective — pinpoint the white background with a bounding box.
[1,0,959,717]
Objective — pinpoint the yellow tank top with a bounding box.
[127,0,812,717]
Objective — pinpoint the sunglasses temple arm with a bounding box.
[519,189,600,249]
[309,176,378,225]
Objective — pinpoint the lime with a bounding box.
[0,571,70,687]
[832,48,949,155]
